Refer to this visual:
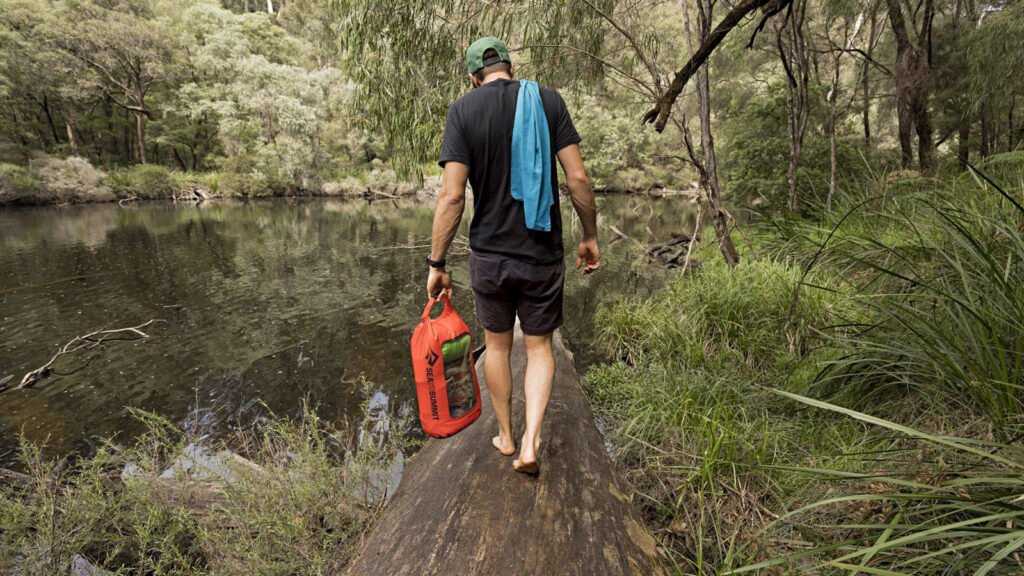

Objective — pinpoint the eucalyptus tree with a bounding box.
[816,0,871,209]
[43,0,178,164]
[885,0,936,172]
[0,0,96,157]
[174,2,345,187]
[965,1,1024,157]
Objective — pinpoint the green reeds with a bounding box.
[802,167,1024,433]
[732,389,1024,576]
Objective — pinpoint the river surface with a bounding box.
[0,195,695,465]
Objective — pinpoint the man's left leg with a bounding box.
[483,328,515,456]
[514,331,554,472]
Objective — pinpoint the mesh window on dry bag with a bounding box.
[410,295,482,438]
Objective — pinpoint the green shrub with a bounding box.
[32,155,113,203]
[217,154,292,197]
[0,162,40,205]
[597,258,839,371]
[0,400,407,575]
[105,164,182,199]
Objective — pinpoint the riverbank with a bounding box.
[0,155,697,208]
[0,403,409,575]
[585,154,1024,573]
[0,156,428,207]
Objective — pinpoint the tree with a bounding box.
[686,0,739,263]
[776,0,811,211]
[42,0,178,164]
[885,0,935,173]
[174,3,344,188]
[817,0,869,209]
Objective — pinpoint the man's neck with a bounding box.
[480,72,513,86]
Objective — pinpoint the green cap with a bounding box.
[465,36,511,74]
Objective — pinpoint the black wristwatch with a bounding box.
[425,256,447,269]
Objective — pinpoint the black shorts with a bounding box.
[469,251,565,335]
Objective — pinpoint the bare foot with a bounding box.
[492,435,515,456]
[513,435,543,475]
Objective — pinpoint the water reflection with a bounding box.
[0,196,696,464]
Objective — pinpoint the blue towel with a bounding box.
[510,80,552,232]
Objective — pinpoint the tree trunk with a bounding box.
[862,9,876,149]
[958,112,970,165]
[913,92,934,171]
[896,96,914,168]
[773,0,811,211]
[9,106,30,147]
[41,94,61,147]
[980,105,991,157]
[65,116,78,156]
[779,0,810,212]
[692,0,739,265]
[861,57,871,149]
[171,147,188,171]
[828,113,838,211]
[1008,101,1015,153]
[698,66,738,265]
[886,0,935,173]
[135,111,147,164]
[345,332,669,576]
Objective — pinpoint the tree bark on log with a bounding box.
[345,330,667,576]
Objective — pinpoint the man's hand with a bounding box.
[576,238,600,275]
[426,267,452,299]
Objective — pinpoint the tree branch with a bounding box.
[578,0,663,93]
[642,0,792,132]
[15,320,164,390]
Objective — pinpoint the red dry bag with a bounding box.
[410,295,482,438]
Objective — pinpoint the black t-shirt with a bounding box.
[439,78,581,265]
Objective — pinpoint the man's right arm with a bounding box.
[556,144,600,275]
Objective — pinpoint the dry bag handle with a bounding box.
[421,293,451,322]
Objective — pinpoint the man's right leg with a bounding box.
[484,328,515,456]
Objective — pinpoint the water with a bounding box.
[0,195,696,465]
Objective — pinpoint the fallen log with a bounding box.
[646,233,701,269]
[346,330,667,576]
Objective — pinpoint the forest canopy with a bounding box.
[0,0,1022,208]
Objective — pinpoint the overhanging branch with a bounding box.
[641,0,792,132]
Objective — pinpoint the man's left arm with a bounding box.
[426,161,469,298]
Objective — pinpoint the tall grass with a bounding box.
[588,258,861,573]
[589,161,1024,575]
[0,400,408,575]
[732,389,1024,576]
[782,167,1024,433]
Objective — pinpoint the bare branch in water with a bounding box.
[15,320,165,390]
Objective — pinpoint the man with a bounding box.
[426,37,599,475]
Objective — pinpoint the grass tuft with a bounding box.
[0,396,409,575]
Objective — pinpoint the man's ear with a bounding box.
[509,62,516,77]
[468,73,479,88]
